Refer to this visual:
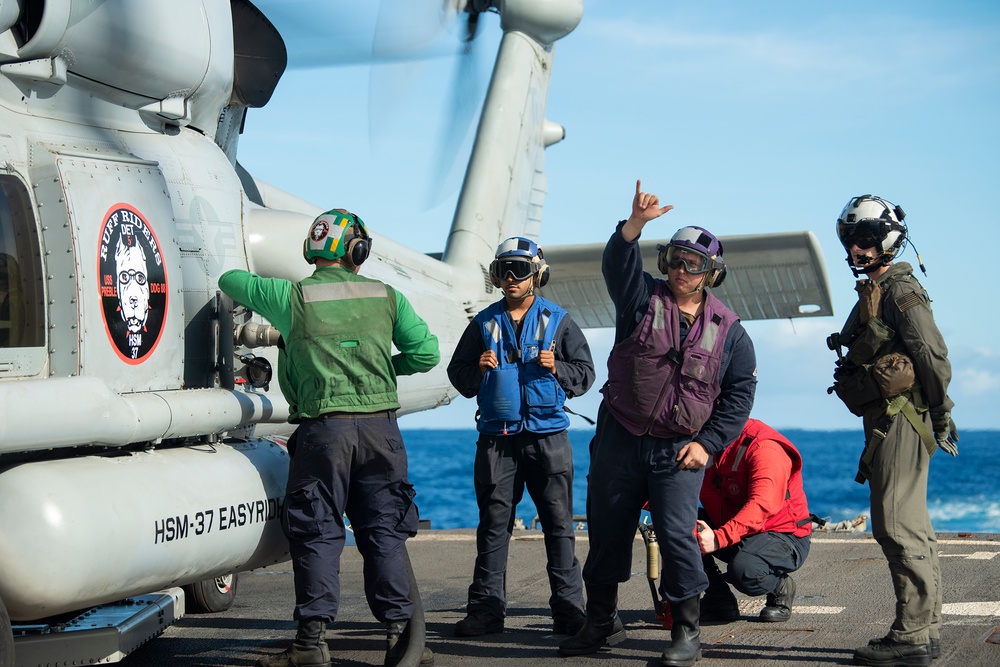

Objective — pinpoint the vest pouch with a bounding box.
[524,375,558,410]
[831,363,883,417]
[668,395,711,435]
[607,355,669,422]
[844,316,894,367]
[872,352,916,399]
[666,352,714,434]
[477,367,522,422]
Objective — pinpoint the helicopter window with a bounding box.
[0,175,45,349]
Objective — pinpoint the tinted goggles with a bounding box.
[492,259,536,282]
[662,246,711,274]
[837,220,884,249]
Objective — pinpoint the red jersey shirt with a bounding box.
[700,419,813,549]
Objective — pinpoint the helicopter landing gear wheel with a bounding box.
[183,573,238,613]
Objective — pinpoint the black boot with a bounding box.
[854,636,931,666]
[256,618,331,667]
[557,583,627,656]
[661,595,701,667]
[385,620,435,667]
[700,556,739,623]
[759,574,795,623]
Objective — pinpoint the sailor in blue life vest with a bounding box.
[559,181,756,667]
[447,237,596,640]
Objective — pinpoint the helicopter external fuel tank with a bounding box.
[0,439,290,621]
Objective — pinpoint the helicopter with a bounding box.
[0,0,832,664]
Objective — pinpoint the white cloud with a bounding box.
[955,367,1000,395]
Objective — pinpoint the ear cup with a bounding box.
[534,262,550,288]
[711,265,727,288]
[488,260,502,288]
[656,246,669,275]
[343,221,371,266]
[346,236,370,265]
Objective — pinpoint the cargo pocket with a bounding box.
[283,480,330,543]
[539,434,573,476]
[393,481,419,537]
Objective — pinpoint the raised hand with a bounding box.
[623,179,675,241]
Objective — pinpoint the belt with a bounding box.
[320,409,396,420]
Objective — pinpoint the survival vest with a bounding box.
[284,271,399,420]
[474,295,569,435]
[602,281,738,438]
[827,264,938,482]
[701,419,813,545]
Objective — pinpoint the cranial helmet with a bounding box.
[836,195,907,274]
[657,225,727,288]
[303,209,371,266]
[488,237,550,289]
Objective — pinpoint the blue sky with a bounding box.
[241,0,999,431]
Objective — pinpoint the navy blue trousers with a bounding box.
[705,522,810,597]
[583,404,708,603]
[467,429,584,620]
[283,411,418,623]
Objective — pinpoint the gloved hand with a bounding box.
[932,411,959,457]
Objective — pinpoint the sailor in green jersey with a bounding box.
[220,209,439,667]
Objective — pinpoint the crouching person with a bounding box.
[696,419,813,625]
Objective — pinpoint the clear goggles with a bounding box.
[491,258,536,282]
[837,220,885,250]
[660,245,711,274]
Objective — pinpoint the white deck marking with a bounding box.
[942,601,1000,616]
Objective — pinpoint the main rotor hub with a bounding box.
[500,0,583,46]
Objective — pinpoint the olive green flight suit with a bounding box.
[835,261,953,647]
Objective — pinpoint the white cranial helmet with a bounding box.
[836,195,907,273]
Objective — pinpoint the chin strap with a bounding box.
[501,285,534,301]
[671,275,709,297]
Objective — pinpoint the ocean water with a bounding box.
[403,429,1000,533]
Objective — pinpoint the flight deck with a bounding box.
[118,530,999,667]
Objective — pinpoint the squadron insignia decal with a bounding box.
[97,204,168,363]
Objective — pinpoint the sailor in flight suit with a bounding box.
[220,210,440,667]
[447,237,595,640]
[559,181,756,667]
[827,195,956,667]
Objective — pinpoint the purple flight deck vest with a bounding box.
[601,281,738,438]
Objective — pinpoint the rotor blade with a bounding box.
[254,0,457,68]
[367,0,454,160]
[422,15,487,209]
[372,0,456,61]
[254,1,379,68]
